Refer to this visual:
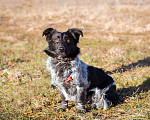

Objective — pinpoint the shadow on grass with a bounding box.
[106,56,150,102]
[106,57,150,75]
[117,78,150,102]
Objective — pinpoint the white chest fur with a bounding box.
[46,56,89,101]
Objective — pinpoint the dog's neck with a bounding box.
[55,57,74,62]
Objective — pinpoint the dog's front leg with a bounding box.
[76,86,86,113]
[56,90,68,112]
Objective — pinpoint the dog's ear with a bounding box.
[68,28,83,43]
[43,47,57,58]
[42,28,56,37]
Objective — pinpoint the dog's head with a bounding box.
[42,28,83,59]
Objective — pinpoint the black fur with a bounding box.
[85,66,119,105]
[87,66,114,89]
[43,28,82,60]
[43,28,119,113]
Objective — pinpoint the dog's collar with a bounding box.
[56,57,73,62]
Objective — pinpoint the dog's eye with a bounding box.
[55,38,59,43]
[66,39,70,43]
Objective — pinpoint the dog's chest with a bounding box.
[62,81,77,97]
[52,68,79,101]
[46,56,89,101]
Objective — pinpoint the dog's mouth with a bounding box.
[58,53,66,58]
[57,47,70,58]
[58,50,69,58]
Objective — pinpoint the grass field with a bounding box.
[0,1,150,119]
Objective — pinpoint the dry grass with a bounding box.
[0,1,150,119]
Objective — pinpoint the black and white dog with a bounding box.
[42,28,119,113]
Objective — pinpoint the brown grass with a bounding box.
[0,0,150,119]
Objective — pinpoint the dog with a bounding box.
[42,28,119,113]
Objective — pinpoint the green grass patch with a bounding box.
[0,5,150,119]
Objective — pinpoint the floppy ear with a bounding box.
[68,28,83,43]
[43,47,57,58]
[42,28,56,38]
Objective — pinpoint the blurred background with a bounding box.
[0,0,150,40]
[0,0,150,119]
[1,0,150,6]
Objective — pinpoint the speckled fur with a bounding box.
[46,56,89,102]
[46,55,117,111]
[43,28,119,113]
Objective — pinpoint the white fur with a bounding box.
[89,82,116,110]
[46,56,116,110]
[46,56,89,102]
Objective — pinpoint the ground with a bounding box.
[0,0,150,119]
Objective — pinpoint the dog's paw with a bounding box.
[56,107,67,112]
[56,103,68,112]
[77,108,86,114]
[51,84,56,89]
[77,103,86,113]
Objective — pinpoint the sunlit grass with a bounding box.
[0,3,150,119]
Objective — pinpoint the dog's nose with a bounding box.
[59,47,65,52]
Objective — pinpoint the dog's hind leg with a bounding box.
[105,85,119,105]
[56,91,68,112]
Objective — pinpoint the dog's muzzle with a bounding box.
[58,46,68,57]
[59,47,65,52]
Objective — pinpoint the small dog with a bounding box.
[42,28,119,113]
